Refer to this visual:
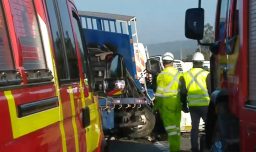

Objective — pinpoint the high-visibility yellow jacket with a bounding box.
[183,68,210,107]
[155,66,181,97]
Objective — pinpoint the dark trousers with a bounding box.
[190,106,208,152]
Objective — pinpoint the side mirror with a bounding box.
[185,8,205,40]
[146,59,163,75]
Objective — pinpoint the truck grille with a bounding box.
[249,0,256,101]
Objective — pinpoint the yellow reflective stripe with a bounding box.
[59,121,67,152]
[58,90,67,152]
[39,16,68,152]
[42,15,68,152]
[4,91,59,139]
[80,80,86,108]
[68,87,80,152]
[79,81,88,151]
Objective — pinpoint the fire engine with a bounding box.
[0,0,103,151]
[185,0,256,151]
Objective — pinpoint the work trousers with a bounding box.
[189,106,208,152]
[156,96,181,152]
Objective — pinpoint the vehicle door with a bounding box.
[70,7,103,152]
[0,0,61,151]
[45,0,86,151]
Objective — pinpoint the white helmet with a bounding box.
[192,52,205,62]
[162,52,174,61]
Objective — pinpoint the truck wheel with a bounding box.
[128,106,156,138]
[206,101,239,151]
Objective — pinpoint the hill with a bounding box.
[146,40,198,60]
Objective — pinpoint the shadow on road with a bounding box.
[105,133,191,152]
[106,140,168,152]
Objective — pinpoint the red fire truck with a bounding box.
[185,0,256,151]
[0,0,103,151]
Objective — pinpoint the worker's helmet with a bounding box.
[192,52,205,62]
[162,52,174,61]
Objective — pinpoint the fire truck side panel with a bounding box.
[239,0,256,150]
[0,0,103,151]
[0,0,64,150]
[212,0,256,150]
[0,92,13,144]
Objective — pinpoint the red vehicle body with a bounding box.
[0,0,103,151]
[186,0,256,151]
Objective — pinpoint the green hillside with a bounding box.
[146,40,198,60]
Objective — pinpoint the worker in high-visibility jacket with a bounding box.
[180,52,211,152]
[154,52,182,152]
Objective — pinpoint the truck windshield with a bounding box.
[0,3,14,70]
[107,55,122,78]
[218,0,230,40]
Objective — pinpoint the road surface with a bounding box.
[106,133,191,152]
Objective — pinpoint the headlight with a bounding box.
[115,80,125,89]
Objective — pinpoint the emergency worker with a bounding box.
[180,52,211,152]
[154,52,182,152]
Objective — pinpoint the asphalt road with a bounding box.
[106,133,191,152]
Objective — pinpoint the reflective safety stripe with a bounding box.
[155,93,177,97]
[189,100,210,104]
[58,93,67,152]
[158,71,175,77]
[156,88,178,94]
[188,94,209,98]
[156,67,180,99]
[156,87,164,91]
[168,131,179,136]
[187,70,208,93]
[156,71,179,96]
[68,87,80,152]
[4,91,60,139]
[164,90,178,94]
[165,125,176,130]
[59,121,67,152]
[158,71,179,93]
[164,71,180,92]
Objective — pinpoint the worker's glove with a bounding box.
[182,105,189,113]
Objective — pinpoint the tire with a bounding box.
[127,106,156,138]
[206,101,239,152]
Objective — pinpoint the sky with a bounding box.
[75,0,217,44]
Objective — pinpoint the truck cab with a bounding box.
[0,0,103,151]
[78,11,155,138]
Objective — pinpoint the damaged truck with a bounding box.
[78,11,155,138]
